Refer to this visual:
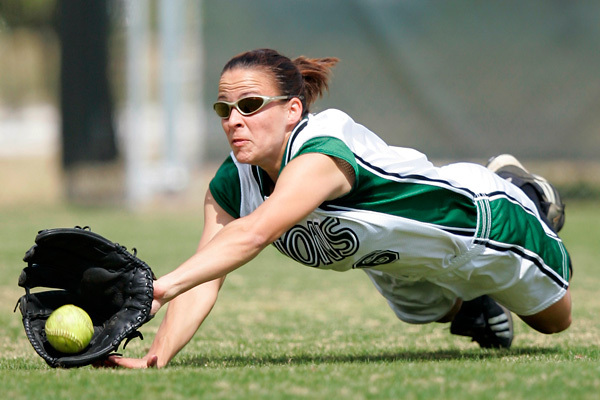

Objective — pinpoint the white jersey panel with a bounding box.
[232,155,264,218]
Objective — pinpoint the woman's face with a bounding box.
[216,67,301,171]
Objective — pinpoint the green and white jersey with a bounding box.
[209,109,569,318]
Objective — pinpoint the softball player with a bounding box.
[208,108,570,348]
[108,49,571,369]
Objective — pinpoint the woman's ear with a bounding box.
[286,97,304,125]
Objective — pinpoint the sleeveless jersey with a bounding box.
[209,109,570,290]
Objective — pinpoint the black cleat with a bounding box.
[487,154,565,233]
[450,296,514,349]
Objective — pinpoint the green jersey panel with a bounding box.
[209,155,242,219]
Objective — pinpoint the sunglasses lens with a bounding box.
[237,97,265,115]
[213,103,231,118]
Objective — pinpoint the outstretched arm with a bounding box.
[153,152,354,305]
[108,190,234,368]
[109,152,353,368]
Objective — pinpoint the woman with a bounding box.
[110,49,572,368]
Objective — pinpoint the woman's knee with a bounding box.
[519,290,572,334]
[522,313,571,334]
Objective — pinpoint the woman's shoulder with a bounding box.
[302,109,360,140]
[309,108,354,124]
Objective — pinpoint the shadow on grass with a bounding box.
[2,346,581,370]
[170,346,563,368]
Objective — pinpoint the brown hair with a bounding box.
[221,49,339,116]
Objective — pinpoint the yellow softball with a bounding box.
[45,305,94,354]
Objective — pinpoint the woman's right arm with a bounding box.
[108,189,235,368]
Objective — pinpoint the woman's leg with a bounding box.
[519,289,572,334]
[436,299,462,323]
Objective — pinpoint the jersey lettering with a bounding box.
[353,250,400,268]
[273,217,359,267]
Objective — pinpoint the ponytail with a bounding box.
[292,56,339,113]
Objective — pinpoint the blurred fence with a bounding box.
[1,0,599,203]
[200,0,600,163]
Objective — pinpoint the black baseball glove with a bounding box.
[16,226,155,368]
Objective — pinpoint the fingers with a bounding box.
[106,354,160,369]
[147,354,159,368]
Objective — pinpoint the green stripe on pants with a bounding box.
[488,196,570,282]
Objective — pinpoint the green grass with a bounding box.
[1,201,599,399]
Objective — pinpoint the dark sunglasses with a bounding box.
[213,95,300,119]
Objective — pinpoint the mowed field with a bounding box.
[1,159,599,399]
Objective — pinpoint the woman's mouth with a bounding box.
[232,138,248,147]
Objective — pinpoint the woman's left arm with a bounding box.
[153,153,353,309]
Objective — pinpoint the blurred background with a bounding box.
[1,0,599,209]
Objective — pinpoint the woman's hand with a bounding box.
[106,354,160,369]
[150,278,169,316]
